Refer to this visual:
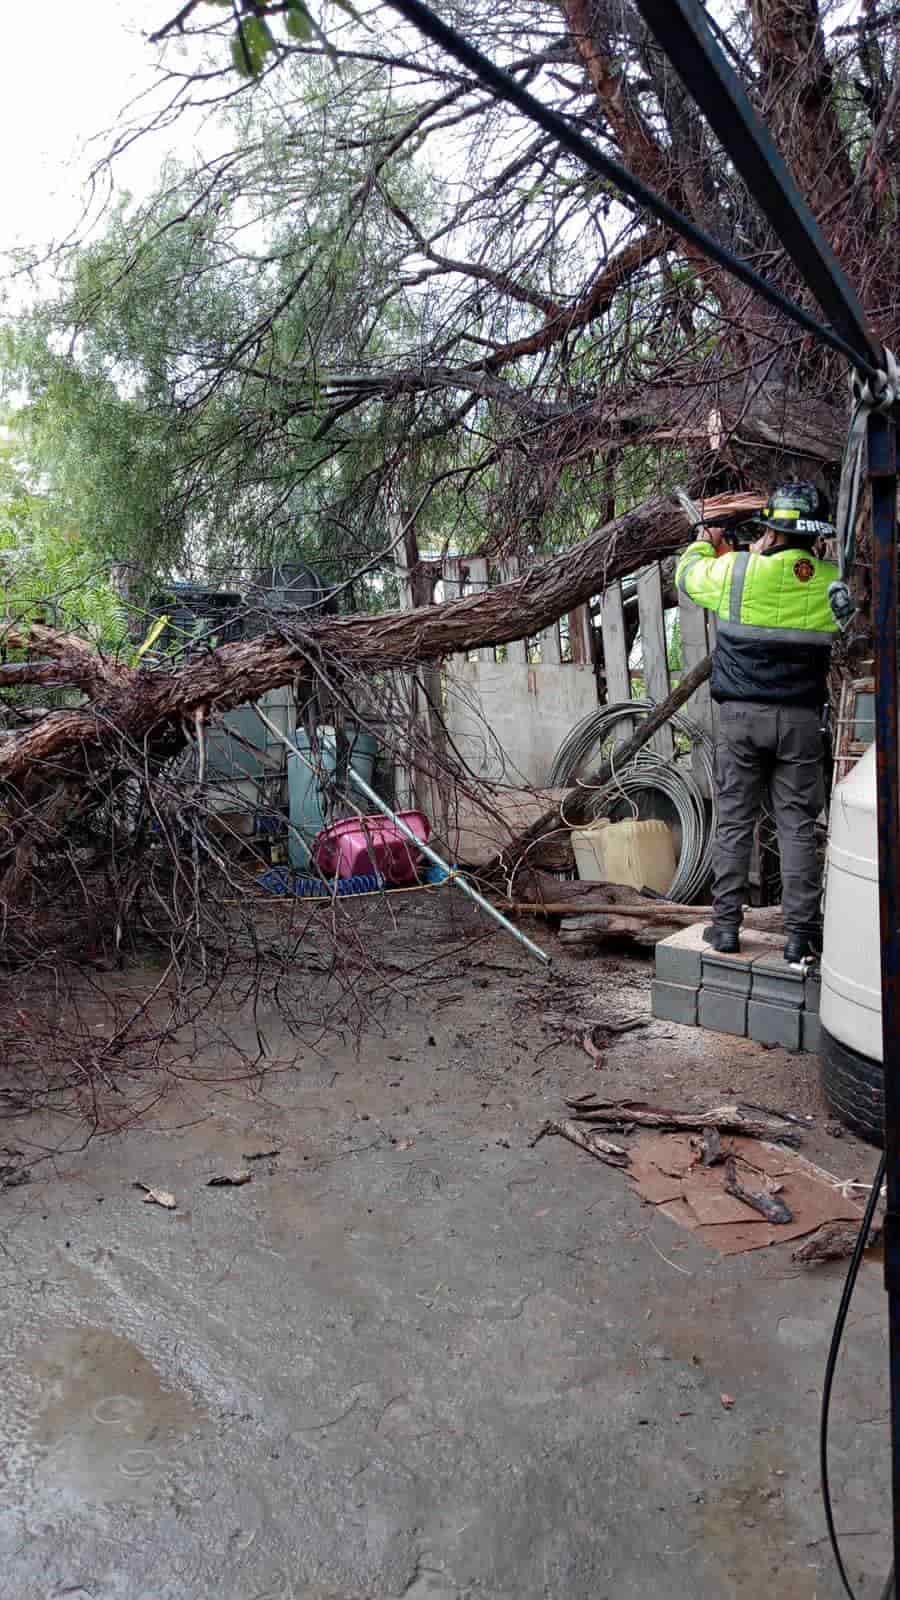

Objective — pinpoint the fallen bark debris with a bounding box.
[792,1216,882,1264]
[133,1181,176,1210]
[627,1134,859,1253]
[540,1009,648,1042]
[724,1154,793,1225]
[530,1118,630,1168]
[509,889,781,947]
[696,1128,724,1167]
[208,1170,252,1187]
[506,879,785,924]
[535,1099,861,1256]
[557,913,695,947]
[581,1030,605,1066]
[0,1163,30,1188]
[564,1098,803,1148]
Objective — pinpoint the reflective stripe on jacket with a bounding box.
[674,540,839,707]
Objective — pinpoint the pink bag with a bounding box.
[312,811,431,885]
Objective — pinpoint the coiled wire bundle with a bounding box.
[548,700,717,903]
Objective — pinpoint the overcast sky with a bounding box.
[0,3,190,270]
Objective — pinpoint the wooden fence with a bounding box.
[390,551,715,793]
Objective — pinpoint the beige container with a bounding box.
[572,816,676,894]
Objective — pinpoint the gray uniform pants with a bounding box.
[713,701,824,935]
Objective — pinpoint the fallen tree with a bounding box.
[0,490,756,797]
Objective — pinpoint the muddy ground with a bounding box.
[0,892,890,1598]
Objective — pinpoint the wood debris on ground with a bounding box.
[502,873,784,949]
[0,1150,30,1188]
[530,1118,630,1168]
[792,1215,881,1264]
[697,1128,724,1167]
[723,1153,793,1225]
[133,1181,176,1210]
[534,1094,865,1256]
[207,1170,253,1187]
[563,1096,804,1147]
[536,1008,648,1068]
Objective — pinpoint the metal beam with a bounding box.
[382,0,882,381]
[632,0,882,373]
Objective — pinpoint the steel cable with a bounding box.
[549,701,717,903]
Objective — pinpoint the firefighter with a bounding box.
[675,482,839,965]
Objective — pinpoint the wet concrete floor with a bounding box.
[0,919,892,1598]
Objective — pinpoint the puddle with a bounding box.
[26,1326,205,1506]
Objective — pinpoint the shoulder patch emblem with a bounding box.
[793,558,815,583]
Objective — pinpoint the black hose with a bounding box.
[820,1151,887,1600]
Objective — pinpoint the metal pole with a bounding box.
[325,741,552,967]
[869,408,900,1586]
[252,702,552,968]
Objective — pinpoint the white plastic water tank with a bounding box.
[820,742,882,1062]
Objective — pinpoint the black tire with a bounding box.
[820,1026,884,1146]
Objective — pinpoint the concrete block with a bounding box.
[656,923,781,988]
[751,955,807,1009]
[702,954,754,997]
[651,979,698,1027]
[698,987,747,1037]
[801,1010,822,1054]
[700,928,785,997]
[747,999,802,1051]
[655,923,707,986]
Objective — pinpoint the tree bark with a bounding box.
[0,491,752,790]
[749,0,854,217]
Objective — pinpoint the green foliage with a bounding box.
[232,15,277,77]
[182,0,327,79]
[4,34,705,606]
[5,62,435,585]
[667,612,683,674]
[0,422,123,643]
[285,2,314,43]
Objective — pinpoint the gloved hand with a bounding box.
[698,524,733,555]
[750,529,779,556]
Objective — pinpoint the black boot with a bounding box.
[703,924,740,955]
[784,931,820,966]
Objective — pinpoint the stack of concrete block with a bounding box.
[652,923,821,1053]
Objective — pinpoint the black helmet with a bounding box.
[755,481,835,541]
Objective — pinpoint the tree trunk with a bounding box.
[0,491,755,791]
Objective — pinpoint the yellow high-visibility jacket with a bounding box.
[675,539,839,706]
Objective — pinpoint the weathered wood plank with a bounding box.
[466,558,495,663]
[441,555,462,603]
[677,586,715,792]
[499,558,527,663]
[636,563,673,758]
[600,582,632,737]
[541,619,562,665]
[568,604,594,666]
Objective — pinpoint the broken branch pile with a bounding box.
[563,1096,804,1147]
[535,1097,868,1255]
